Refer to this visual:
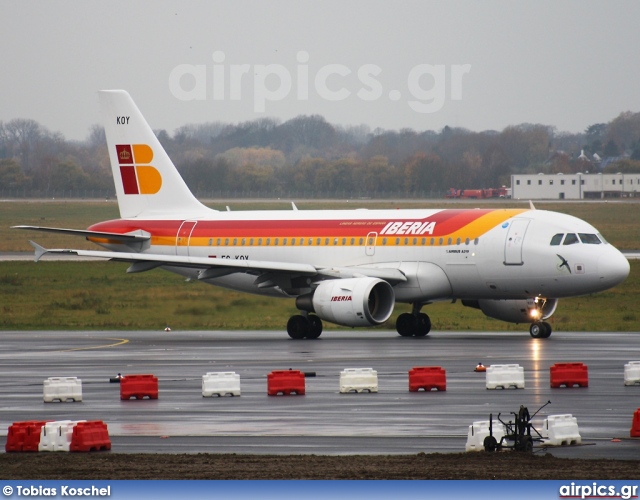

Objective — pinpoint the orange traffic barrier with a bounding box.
[70,421,111,452]
[6,421,50,452]
[631,409,640,438]
[409,366,446,392]
[474,363,486,372]
[550,362,589,388]
[267,370,305,396]
[120,374,159,400]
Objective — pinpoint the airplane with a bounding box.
[14,90,631,340]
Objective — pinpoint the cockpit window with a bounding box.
[550,233,563,246]
[597,233,608,244]
[578,233,602,244]
[563,233,579,245]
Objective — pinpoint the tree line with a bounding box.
[1,109,640,198]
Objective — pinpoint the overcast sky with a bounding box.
[2,1,640,141]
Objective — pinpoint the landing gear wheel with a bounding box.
[530,323,543,338]
[483,435,498,452]
[307,315,323,339]
[415,313,431,337]
[530,322,552,339]
[396,313,417,337]
[287,315,309,339]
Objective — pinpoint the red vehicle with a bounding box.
[445,187,510,199]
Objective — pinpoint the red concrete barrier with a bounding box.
[70,421,111,452]
[5,421,50,452]
[550,362,589,388]
[267,370,305,396]
[409,366,447,392]
[120,374,159,400]
[631,409,640,438]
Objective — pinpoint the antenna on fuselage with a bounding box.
[529,200,536,210]
[291,202,298,211]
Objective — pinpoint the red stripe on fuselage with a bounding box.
[87,209,496,240]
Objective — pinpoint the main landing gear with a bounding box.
[396,303,431,337]
[287,313,323,339]
[529,321,552,339]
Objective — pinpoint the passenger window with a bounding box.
[579,233,601,244]
[563,233,579,245]
[550,233,563,246]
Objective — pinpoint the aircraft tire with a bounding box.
[307,315,323,339]
[415,313,431,336]
[541,321,552,338]
[396,313,417,337]
[529,323,543,338]
[287,315,309,339]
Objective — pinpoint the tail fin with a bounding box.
[99,90,214,219]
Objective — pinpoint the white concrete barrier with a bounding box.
[465,420,506,452]
[340,368,378,393]
[202,372,241,397]
[486,364,525,390]
[38,420,86,452]
[624,361,640,386]
[542,414,582,446]
[43,377,82,402]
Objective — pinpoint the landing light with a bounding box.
[529,309,541,320]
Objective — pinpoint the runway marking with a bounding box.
[59,337,130,352]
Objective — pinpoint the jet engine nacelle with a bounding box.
[462,298,559,324]
[296,277,395,327]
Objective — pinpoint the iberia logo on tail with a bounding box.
[115,144,162,195]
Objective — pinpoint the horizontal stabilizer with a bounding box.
[13,226,150,242]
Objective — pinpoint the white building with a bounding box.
[511,173,640,200]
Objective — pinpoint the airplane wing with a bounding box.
[13,226,150,243]
[28,242,408,284]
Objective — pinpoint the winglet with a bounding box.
[529,200,536,210]
[29,241,48,262]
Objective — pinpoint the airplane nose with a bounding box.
[598,250,630,287]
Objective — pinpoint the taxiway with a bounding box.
[0,329,639,458]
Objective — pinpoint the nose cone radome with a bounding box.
[598,250,631,288]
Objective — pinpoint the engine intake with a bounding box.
[296,277,395,327]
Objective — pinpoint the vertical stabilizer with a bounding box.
[99,90,213,219]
